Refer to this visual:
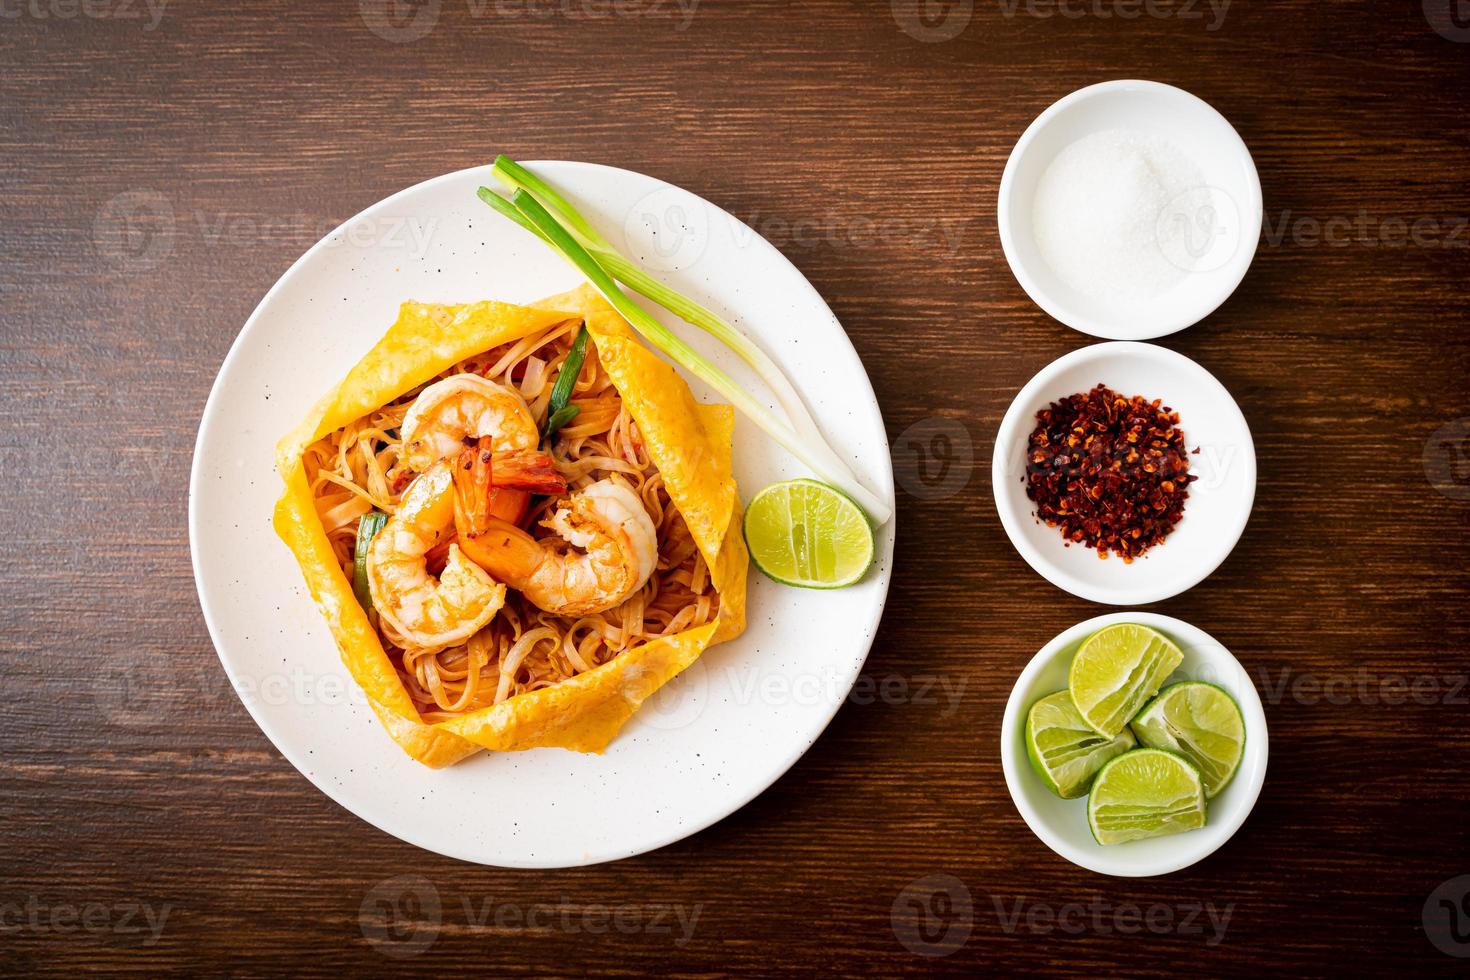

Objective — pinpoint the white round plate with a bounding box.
[1001,612,1268,877]
[998,79,1262,340]
[189,162,896,868]
[992,341,1255,605]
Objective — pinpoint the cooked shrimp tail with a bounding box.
[452,443,565,536]
[488,450,567,496]
[456,479,658,617]
[452,436,496,535]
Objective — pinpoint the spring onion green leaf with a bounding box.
[353,511,388,611]
[543,404,581,442]
[543,324,589,437]
[542,323,589,443]
[505,188,892,523]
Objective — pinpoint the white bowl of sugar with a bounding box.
[998,80,1262,340]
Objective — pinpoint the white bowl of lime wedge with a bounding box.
[1001,612,1268,877]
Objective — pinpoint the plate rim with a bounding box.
[188,160,896,867]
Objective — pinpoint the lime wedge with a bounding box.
[743,479,874,589]
[1130,682,1245,798]
[1068,624,1184,738]
[1087,748,1207,845]
[1025,691,1137,799]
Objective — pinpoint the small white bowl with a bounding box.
[998,79,1262,340]
[1001,612,1268,877]
[992,341,1255,605]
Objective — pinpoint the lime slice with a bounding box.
[1130,682,1245,798]
[743,479,874,589]
[1025,691,1137,799]
[1068,624,1184,738]
[1087,748,1207,845]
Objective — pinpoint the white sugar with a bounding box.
[1032,129,1207,305]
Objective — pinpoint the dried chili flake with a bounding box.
[1024,383,1195,562]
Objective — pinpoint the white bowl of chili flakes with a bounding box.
[991,342,1255,605]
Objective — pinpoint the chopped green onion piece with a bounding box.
[505,188,891,524]
[543,324,589,438]
[543,404,581,441]
[541,322,589,443]
[352,512,388,612]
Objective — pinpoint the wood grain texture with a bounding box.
[3,0,1469,974]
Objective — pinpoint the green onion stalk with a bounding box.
[487,157,846,471]
[478,159,891,525]
[499,187,892,525]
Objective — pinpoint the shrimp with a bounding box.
[400,375,539,472]
[400,374,567,528]
[456,479,658,617]
[367,463,506,649]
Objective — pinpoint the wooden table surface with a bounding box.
[5,0,1469,974]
